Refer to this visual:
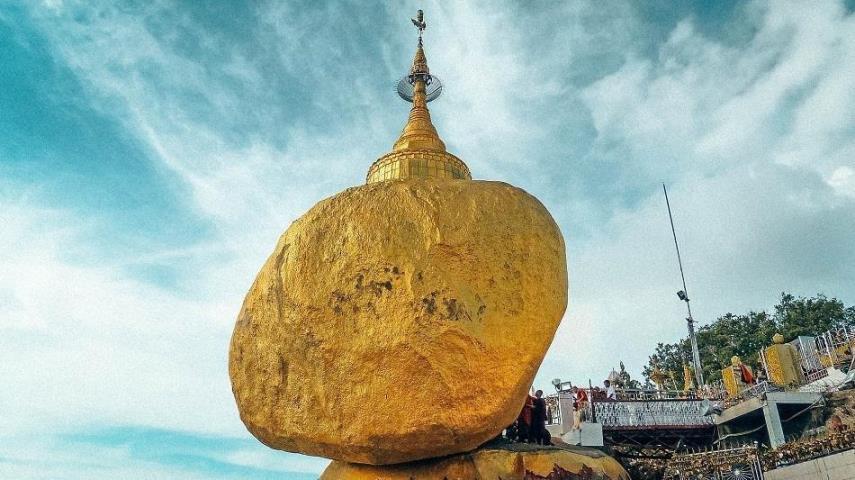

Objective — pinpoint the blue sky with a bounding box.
[2,1,854,478]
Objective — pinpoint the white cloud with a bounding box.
[5,2,407,474]
[5,2,855,475]
[0,191,243,437]
[536,0,855,387]
[0,430,326,479]
[828,166,855,198]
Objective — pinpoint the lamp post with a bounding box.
[664,184,705,388]
[677,289,704,388]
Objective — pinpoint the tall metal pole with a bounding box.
[663,184,705,387]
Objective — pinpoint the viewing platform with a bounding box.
[715,383,824,448]
[546,389,719,452]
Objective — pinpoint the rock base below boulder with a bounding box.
[320,441,629,480]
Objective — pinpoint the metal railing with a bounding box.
[546,386,725,428]
[753,326,855,392]
[593,399,714,428]
[666,444,764,479]
[546,325,854,430]
[612,388,700,400]
[740,380,780,400]
[816,325,855,368]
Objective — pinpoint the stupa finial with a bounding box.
[411,9,426,45]
[365,10,471,184]
[410,10,428,74]
[392,10,444,153]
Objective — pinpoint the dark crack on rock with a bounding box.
[444,298,459,320]
[368,280,391,297]
[422,295,437,314]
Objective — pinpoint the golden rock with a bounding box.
[320,443,630,480]
[229,179,567,464]
[230,12,568,465]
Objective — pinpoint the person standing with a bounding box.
[516,394,534,442]
[572,386,588,431]
[530,390,550,445]
[604,380,616,400]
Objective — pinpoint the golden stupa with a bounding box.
[365,34,470,183]
[229,10,574,468]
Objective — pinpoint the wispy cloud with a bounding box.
[0,426,324,479]
[542,0,855,382]
[0,189,239,436]
[2,1,854,477]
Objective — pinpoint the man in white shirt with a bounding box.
[604,380,616,400]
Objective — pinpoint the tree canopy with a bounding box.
[642,293,855,388]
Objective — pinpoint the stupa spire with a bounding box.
[365,10,471,184]
[392,36,446,153]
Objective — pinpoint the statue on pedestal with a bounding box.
[682,364,696,393]
[650,364,667,392]
[722,355,754,398]
[764,333,805,387]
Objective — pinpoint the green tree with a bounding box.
[775,293,855,340]
[642,293,854,387]
[695,310,777,383]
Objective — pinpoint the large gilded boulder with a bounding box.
[320,442,630,479]
[229,179,567,464]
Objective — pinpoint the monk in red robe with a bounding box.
[516,394,535,442]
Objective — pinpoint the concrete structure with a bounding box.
[715,391,823,448]
[545,393,576,437]
[764,450,855,480]
[545,394,605,446]
[799,367,849,393]
[561,423,604,447]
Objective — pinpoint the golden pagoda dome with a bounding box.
[365,24,470,183]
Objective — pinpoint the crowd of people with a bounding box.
[504,380,618,445]
[505,389,552,445]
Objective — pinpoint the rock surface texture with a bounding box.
[229,179,567,464]
[320,442,630,479]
